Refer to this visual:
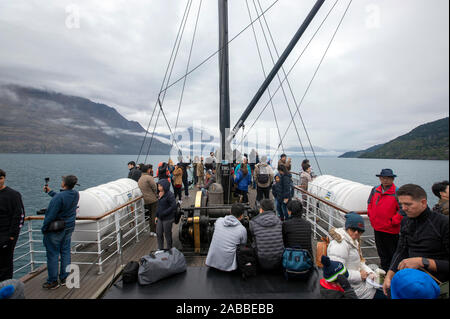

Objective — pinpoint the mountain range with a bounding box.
[0,84,335,156]
[0,84,171,154]
[339,117,449,160]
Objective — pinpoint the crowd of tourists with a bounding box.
[0,152,448,299]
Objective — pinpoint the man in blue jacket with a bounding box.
[42,175,79,289]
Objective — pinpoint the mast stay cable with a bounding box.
[235,0,340,169]
[144,0,194,163]
[273,0,353,175]
[137,0,193,163]
[244,0,286,156]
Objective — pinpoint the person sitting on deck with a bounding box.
[327,212,381,299]
[249,199,284,271]
[382,184,449,297]
[282,200,312,256]
[319,255,357,299]
[205,203,247,272]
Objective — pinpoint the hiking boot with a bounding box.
[60,277,67,286]
[42,281,60,290]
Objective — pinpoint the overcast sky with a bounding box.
[0,0,448,152]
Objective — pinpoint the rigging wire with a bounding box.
[173,0,203,148]
[273,0,353,175]
[137,0,193,163]
[144,0,194,162]
[244,0,285,156]
[235,0,340,163]
[251,0,307,160]
[157,0,280,97]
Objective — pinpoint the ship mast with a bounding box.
[217,0,325,204]
[218,0,232,203]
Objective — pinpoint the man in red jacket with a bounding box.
[367,168,404,272]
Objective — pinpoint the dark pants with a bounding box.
[182,175,189,196]
[156,218,174,250]
[144,202,158,233]
[256,186,271,202]
[0,236,18,281]
[174,186,182,201]
[374,230,399,272]
[235,189,249,203]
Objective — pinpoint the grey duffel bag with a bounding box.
[138,247,187,285]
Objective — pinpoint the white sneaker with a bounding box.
[150,232,157,237]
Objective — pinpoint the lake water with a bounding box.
[0,153,448,279]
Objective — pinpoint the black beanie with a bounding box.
[321,255,348,282]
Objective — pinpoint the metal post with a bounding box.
[218,0,232,204]
[28,221,35,273]
[134,202,140,243]
[96,220,104,275]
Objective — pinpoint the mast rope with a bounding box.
[273,0,353,175]
[143,0,194,162]
[138,0,193,162]
[235,0,340,165]
[244,0,286,157]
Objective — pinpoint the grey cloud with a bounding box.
[0,0,448,152]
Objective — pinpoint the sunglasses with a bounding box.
[349,227,365,234]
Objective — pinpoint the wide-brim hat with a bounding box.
[376,168,397,178]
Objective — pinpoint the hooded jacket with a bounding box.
[367,184,403,234]
[249,211,284,270]
[155,179,176,221]
[254,163,274,188]
[327,227,376,299]
[234,169,252,192]
[138,173,158,204]
[172,166,183,186]
[205,215,247,271]
[272,174,282,201]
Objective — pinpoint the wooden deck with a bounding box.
[21,186,258,299]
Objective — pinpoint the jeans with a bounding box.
[275,199,289,220]
[43,227,74,283]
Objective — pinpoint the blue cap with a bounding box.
[391,269,440,299]
[0,285,15,299]
[345,212,365,232]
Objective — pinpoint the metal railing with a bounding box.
[14,190,146,277]
[291,172,378,262]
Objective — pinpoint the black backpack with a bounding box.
[122,261,140,284]
[257,166,269,184]
[236,244,257,280]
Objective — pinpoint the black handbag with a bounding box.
[46,194,78,233]
[47,219,66,232]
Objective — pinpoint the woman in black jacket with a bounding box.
[282,200,313,256]
[155,179,177,250]
[278,165,292,221]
